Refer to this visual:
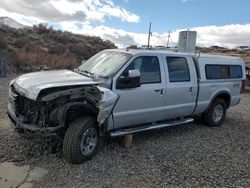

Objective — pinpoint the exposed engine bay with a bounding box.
[8,83,118,137]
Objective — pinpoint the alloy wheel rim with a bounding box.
[80,127,98,156]
[213,104,224,123]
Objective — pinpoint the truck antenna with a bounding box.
[147,22,152,49]
[185,28,190,52]
[166,30,170,48]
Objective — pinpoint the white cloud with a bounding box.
[0,0,140,23]
[0,1,249,48]
[87,24,250,48]
[192,24,250,48]
[0,9,44,27]
[56,21,250,48]
[99,5,139,22]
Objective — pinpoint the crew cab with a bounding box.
[8,49,246,164]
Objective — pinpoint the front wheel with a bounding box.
[204,98,227,127]
[63,116,103,164]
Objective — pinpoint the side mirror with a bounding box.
[116,70,141,89]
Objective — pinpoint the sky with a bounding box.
[0,0,250,48]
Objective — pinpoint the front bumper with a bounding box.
[7,104,61,137]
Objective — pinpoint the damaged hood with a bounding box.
[11,70,98,100]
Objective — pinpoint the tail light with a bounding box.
[240,81,245,94]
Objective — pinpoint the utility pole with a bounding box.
[147,22,152,49]
[166,30,170,48]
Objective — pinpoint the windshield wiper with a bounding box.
[79,70,96,78]
[77,69,107,79]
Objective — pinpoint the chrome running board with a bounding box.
[110,118,194,137]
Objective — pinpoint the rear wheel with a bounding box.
[16,129,34,139]
[204,98,226,127]
[63,116,103,164]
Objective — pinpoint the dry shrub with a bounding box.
[0,24,116,73]
[17,49,78,72]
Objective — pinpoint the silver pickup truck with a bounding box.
[8,49,246,164]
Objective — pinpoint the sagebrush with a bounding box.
[0,24,116,73]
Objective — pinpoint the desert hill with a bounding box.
[0,20,116,73]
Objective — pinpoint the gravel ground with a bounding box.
[0,75,250,187]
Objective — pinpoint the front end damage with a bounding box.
[8,82,119,137]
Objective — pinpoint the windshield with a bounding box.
[79,51,132,77]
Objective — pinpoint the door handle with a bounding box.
[155,89,164,95]
[189,87,193,92]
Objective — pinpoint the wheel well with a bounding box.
[64,104,98,129]
[214,93,231,108]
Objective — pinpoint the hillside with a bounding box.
[0,17,25,29]
[0,19,249,74]
[0,23,116,73]
[198,47,250,68]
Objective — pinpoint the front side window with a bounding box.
[121,56,161,84]
[166,57,190,82]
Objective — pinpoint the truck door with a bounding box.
[112,54,166,129]
[164,55,198,118]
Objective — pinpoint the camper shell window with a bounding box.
[206,65,242,80]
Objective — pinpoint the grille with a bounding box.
[19,97,39,116]
[9,85,41,123]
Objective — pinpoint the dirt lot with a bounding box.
[0,75,250,187]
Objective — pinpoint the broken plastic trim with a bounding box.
[10,81,119,134]
[37,85,119,127]
[97,86,119,125]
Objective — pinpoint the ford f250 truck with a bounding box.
[8,49,246,164]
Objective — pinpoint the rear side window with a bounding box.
[166,57,190,82]
[229,65,242,78]
[206,65,242,79]
[206,65,221,79]
[221,65,230,79]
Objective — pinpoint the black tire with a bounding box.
[16,129,34,139]
[204,98,227,127]
[17,132,33,139]
[63,116,103,164]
